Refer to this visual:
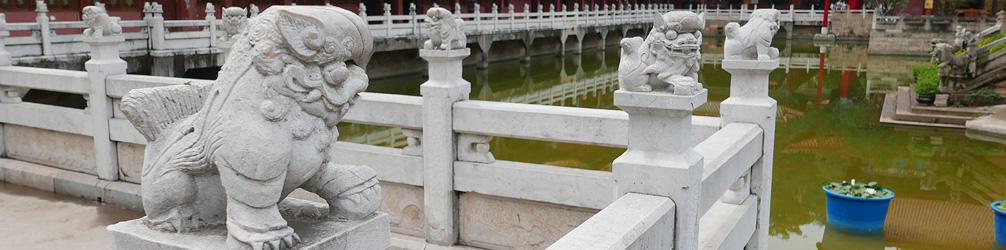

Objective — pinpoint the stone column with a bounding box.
[144,3,165,51]
[0,14,9,66]
[612,89,708,250]
[36,0,52,56]
[0,13,9,157]
[719,59,778,250]
[206,3,217,48]
[84,35,127,181]
[419,48,471,246]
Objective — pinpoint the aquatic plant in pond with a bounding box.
[823,180,892,199]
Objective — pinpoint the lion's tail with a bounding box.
[121,82,211,142]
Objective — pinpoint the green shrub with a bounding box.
[970,90,1004,101]
[824,180,893,199]
[913,63,940,97]
[951,101,965,108]
[991,43,1006,54]
[979,33,1006,48]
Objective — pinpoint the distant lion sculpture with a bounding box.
[724,9,780,61]
[82,6,122,38]
[120,6,380,250]
[423,7,466,50]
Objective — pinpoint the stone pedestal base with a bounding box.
[107,200,390,250]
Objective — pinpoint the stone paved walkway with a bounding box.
[0,182,143,250]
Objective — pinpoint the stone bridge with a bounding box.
[0,5,783,249]
[0,2,856,77]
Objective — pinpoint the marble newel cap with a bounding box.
[419,47,471,60]
[721,58,780,71]
[614,88,708,112]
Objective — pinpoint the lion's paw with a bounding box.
[226,223,300,250]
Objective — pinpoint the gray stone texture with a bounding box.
[108,208,391,250]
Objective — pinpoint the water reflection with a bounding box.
[342,38,1006,250]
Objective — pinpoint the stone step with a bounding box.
[889,87,971,127]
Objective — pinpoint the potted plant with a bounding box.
[823,180,895,232]
[912,63,939,105]
[993,201,1006,246]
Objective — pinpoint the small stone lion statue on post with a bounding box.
[723,9,780,61]
[219,7,248,42]
[617,11,705,95]
[82,6,122,38]
[423,7,466,50]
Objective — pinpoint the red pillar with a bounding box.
[817,49,825,109]
[823,0,830,30]
[840,71,852,99]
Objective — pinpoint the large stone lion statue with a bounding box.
[120,6,380,250]
[723,9,780,61]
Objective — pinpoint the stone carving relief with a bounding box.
[723,9,780,61]
[120,6,380,250]
[82,6,122,38]
[250,4,260,18]
[457,134,494,163]
[932,43,969,69]
[617,11,704,95]
[423,7,466,50]
[219,7,248,42]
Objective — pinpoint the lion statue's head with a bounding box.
[231,6,374,127]
[222,7,247,27]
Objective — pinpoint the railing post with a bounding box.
[410,3,418,36]
[205,3,216,48]
[249,4,259,18]
[810,5,816,21]
[508,4,515,30]
[419,45,472,248]
[612,88,707,250]
[359,3,367,20]
[0,14,9,67]
[0,14,8,156]
[144,2,165,51]
[790,4,795,21]
[83,8,127,182]
[550,4,556,28]
[525,4,531,30]
[720,58,780,250]
[35,0,52,56]
[872,8,878,29]
[492,3,498,31]
[384,3,392,36]
[562,4,567,27]
[475,3,482,32]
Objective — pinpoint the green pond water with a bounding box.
[342,38,1006,250]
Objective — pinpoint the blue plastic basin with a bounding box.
[993,201,1006,246]
[823,186,895,232]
